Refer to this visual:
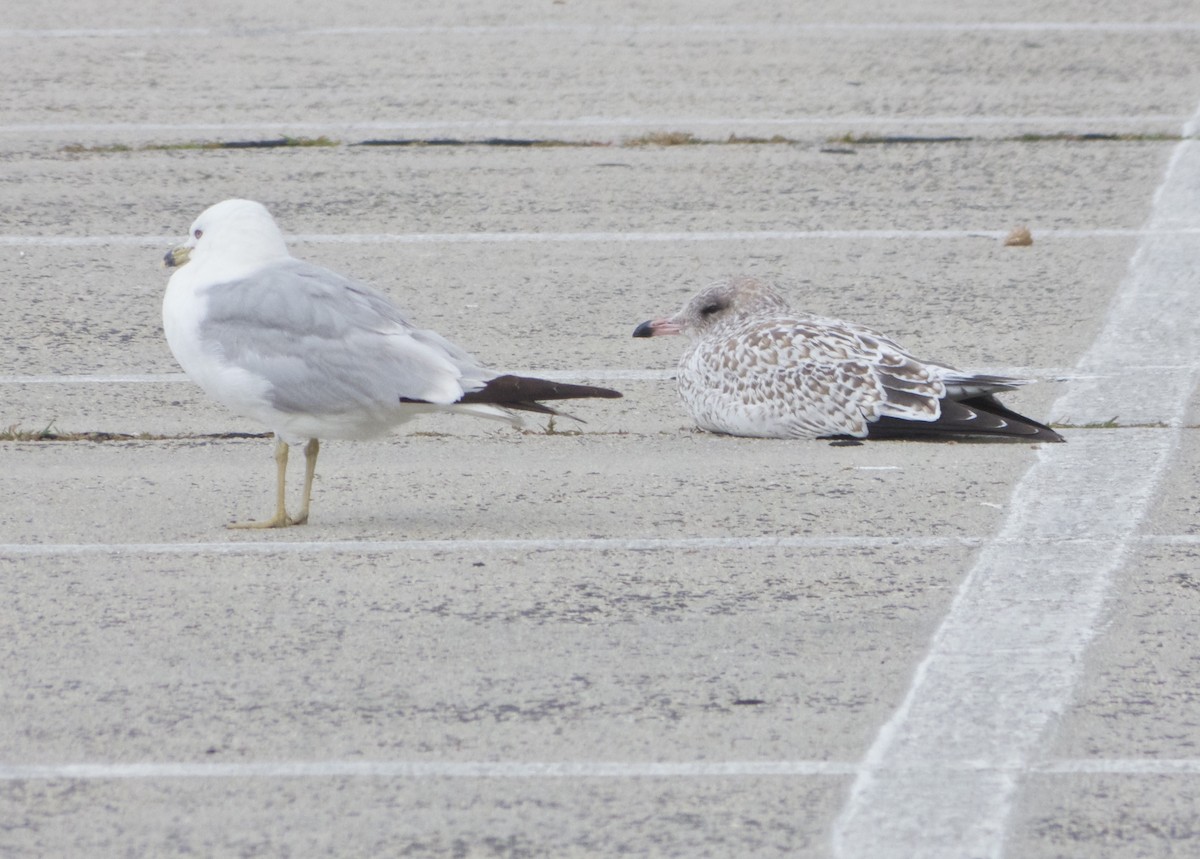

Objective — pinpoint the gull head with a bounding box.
[164,198,291,275]
[633,276,792,339]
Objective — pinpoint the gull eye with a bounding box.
[193,228,203,240]
[700,303,722,317]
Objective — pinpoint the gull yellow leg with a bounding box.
[229,436,296,529]
[292,438,320,525]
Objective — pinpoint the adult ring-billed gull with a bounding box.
[163,198,622,528]
[633,276,1063,443]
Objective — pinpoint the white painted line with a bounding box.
[2,227,1196,249]
[4,534,1197,558]
[286,228,1198,244]
[308,22,1200,35]
[292,229,1009,244]
[1037,759,1200,775]
[0,370,674,386]
[0,368,1103,386]
[0,371,674,385]
[0,115,1190,136]
[510,369,675,382]
[3,22,1200,38]
[4,533,1196,560]
[0,373,191,384]
[1,235,172,246]
[0,535,984,558]
[1142,535,1200,545]
[0,760,858,781]
[831,104,1200,858]
[2,756,1197,782]
[0,230,1006,245]
[0,28,214,38]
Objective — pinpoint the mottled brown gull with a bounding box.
[163,199,621,528]
[633,276,1062,443]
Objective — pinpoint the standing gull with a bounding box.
[163,198,621,528]
[633,276,1063,442]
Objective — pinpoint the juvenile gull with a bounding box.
[633,276,1062,442]
[163,198,621,528]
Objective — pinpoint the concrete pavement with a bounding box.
[3,2,1200,857]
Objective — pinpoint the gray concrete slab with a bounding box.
[2,6,1199,146]
[0,372,1064,445]
[0,439,988,856]
[6,0,1197,29]
[1053,542,1200,761]
[0,540,968,764]
[0,226,1122,434]
[1010,773,1200,859]
[0,229,1138,374]
[0,140,1175,234]
[0,141,1155,436]
[1004,534,1200,858]
[1142,433,1200,538]
[3,2,1200,858]
[0,434,1020,541]
[3,777,849,857]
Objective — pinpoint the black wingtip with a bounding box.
[863,394,1064,443]
[961,394,1065,442]
[455,374,622,415]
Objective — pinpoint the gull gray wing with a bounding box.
[198,259,485,414]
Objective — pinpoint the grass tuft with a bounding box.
[726,133,791,144]
[1051,418,1171,430]
[624,131,702,147]
[830,131,1188,146]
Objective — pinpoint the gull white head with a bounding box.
[164,198,291,277]
[633,276,792,339]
